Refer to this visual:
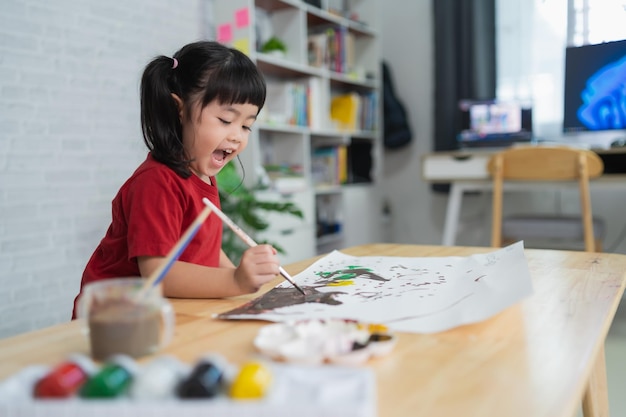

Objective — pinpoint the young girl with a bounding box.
[73,41,278,316]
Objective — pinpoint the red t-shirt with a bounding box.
[73,153,222,317]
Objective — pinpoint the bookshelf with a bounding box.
[211,0,383,262]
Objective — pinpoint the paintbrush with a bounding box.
[202,197,306,296]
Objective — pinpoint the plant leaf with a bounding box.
[216,161,304,264]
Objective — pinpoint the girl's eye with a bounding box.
[219,117,252,132]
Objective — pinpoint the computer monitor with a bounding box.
[563,39,626,142]
[457,99,533,148]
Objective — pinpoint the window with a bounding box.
[568,0,626,45]
[496,0,626,141]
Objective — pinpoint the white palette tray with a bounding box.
[0,362,377,417]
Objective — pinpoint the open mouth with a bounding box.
[214,148,233,162]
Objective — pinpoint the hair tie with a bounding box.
[172,58,178,69]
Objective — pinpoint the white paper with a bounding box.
[218,242,533,333]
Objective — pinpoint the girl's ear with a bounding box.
[171,94,184,121]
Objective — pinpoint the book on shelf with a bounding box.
[360,90,379,131]
[330,91,379,132]
[307,25,355,74]
[343,30,355,74]
[337,145,348,184]
[307,32,328,68]
[263,77,341,131]
[262,80,308,127]
[307,76,328,130]
[311,146,348,186]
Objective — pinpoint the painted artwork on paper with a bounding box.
[217,241,533,333]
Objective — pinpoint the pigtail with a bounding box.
[140,55,190,177]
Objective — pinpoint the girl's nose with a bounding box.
[228,127,243,143]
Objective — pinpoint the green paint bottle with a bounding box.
[80,355,137,399]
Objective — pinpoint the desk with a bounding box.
[421,150,626,245]
[1,244,625,417]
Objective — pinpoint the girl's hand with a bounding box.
[234,244,280,293]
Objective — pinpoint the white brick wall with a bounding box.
[0,0,207,338]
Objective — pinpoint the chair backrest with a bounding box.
[487,146,604,251]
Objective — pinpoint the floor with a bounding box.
[576,297,626,416]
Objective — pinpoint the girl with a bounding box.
[73,41,277,316]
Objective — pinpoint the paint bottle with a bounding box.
[229,361,272,400]
[177,355,228,399]
[33,354,96,398]
[79,354,137,399]
[129,355,187,400]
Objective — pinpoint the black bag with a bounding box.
[382,61,412,149]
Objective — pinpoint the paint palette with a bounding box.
[0,352,377,417]
[253,319,396,365]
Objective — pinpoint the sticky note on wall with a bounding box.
[235,7,250,28]
[217,24,233,43]
[233,38,250,55]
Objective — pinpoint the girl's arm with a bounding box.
[219,249,236,268]
[137,244,279,298]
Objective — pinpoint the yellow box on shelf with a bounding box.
[330,93,360,131]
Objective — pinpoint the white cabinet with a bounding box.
[341,184,383,248]
[212,0,383,259]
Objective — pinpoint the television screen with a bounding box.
[457,99,533,148]
[563,39,626,133]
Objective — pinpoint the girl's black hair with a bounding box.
[140,41,266,178]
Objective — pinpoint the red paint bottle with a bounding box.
[34,354,96,398]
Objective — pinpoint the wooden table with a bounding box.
[1,244,625,417]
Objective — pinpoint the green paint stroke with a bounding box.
[316,266,373,281]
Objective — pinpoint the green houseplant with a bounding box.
[216,161,303,263]
[261,36,287,56]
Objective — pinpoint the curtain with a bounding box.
[432,0,497,190]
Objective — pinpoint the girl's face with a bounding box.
[181,99,259,180]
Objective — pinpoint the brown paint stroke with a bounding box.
[217,286,346,317]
